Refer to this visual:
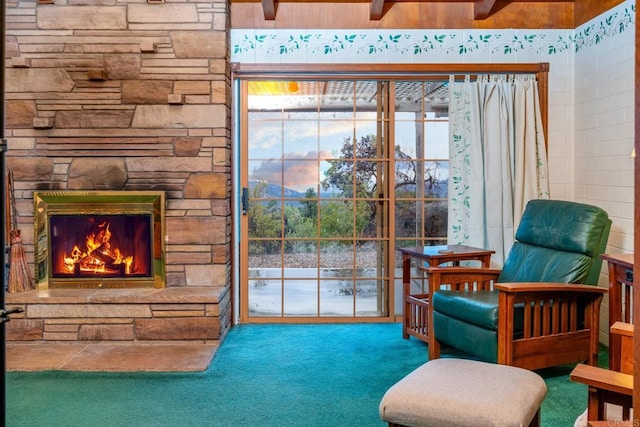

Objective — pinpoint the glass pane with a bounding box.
[286,111,318,120]
[355,160,383,196]
[249,159,282,193]
[355,200,376,238]
[324,80,354,102]
[395,81,424,106]
[355,278,381,316]
[319,111,354,120]
[319,121,354,156]
[355,111,378,121]
[320,267,349,279]
[396,201,421,238]
[424,161,448,197]
[284,280,318,317]
[283,121,318,158]
[407,273,428,295]
[248,110,283,120]
[319,240,353,274]
[395,160,418,198]
[423,200,448,238]
[354,81,379,110]
[352,130,379,159]
[247,201,282,239]
[319,159,342,198]
[249,239,281,261]
[356,241,384,276]
[354,122,378,153]
[286,239,317,255]
[284,205,318,237]
[395,121,419,158]
[424,120,449,159]
[249,268,280,279]
[283,160,319,196]
[321,160,354,199]
[393,276,403,316]
[283,241,318,274]
[284,266,316,279]
[319,279,353,316]
[248,279,282,317]
[395,239,420,250]
[319,201,354,237]
[248,120,282,160]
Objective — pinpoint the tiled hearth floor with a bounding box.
[5,342,218,372]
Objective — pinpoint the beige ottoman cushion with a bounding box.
[379,358,548,427]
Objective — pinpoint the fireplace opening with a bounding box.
[34,191,165,289]
[50,214,152,279]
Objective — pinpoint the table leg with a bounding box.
[608,263,622,370]
[402,254,410,339]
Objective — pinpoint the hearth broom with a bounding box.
[7,170,34,293]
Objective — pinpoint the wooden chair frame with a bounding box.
[570,322,634,422]
[427,267,607,370]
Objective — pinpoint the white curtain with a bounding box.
[447,75,550,266]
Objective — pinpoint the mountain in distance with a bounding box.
[249,180,330,199]
[248,179,448,200]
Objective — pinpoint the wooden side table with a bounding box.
[398,245,494,342]
[601,253,634,371]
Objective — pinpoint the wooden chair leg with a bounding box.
[527,409,541,427]
[428,337,441,360]
[586,386,606,420]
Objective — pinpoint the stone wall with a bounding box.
[4,0,232,341]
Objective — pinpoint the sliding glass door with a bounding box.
[241,80,391,321]
[239,79,449,322]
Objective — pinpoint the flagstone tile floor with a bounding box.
[5,342,218,372]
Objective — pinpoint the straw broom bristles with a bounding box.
[8,229,34,292]
[7,170,35,293]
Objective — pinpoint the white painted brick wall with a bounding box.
[574,0,635,343]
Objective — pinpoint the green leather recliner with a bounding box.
[429,199,612,370]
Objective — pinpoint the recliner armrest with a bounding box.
[570,363,633,396]
[494,282,608,295]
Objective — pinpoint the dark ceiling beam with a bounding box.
[370,0,386,20]
[250,0,577,22]
[474,0,498,20]
[261,0,277,20]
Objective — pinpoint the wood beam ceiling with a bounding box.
[370,0,385,20]
[245,0,576,22]
[261,0,277,20]
[474,0,499,20]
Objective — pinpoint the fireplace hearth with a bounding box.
[34,191,166,289]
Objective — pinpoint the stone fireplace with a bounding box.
[4,0,233,346]
[33,191,165,289]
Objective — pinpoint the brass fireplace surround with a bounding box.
[33,191,166,289]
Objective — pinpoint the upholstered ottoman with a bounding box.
[379,358,548,427]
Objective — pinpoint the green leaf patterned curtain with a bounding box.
[448,75,549,266]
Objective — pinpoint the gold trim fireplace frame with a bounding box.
[33,191,166,289]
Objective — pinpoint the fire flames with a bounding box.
[63,220,133,275]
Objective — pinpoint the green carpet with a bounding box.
[6,323,591,426]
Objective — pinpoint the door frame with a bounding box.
[230,62,550,325]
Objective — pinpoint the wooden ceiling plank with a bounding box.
[261,0,277,20]
[370,0,385,20]
[474,0,498,20]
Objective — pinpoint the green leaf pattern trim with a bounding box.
[574,4,635,52]
[448,83,473,244]
[231,1,634,61]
